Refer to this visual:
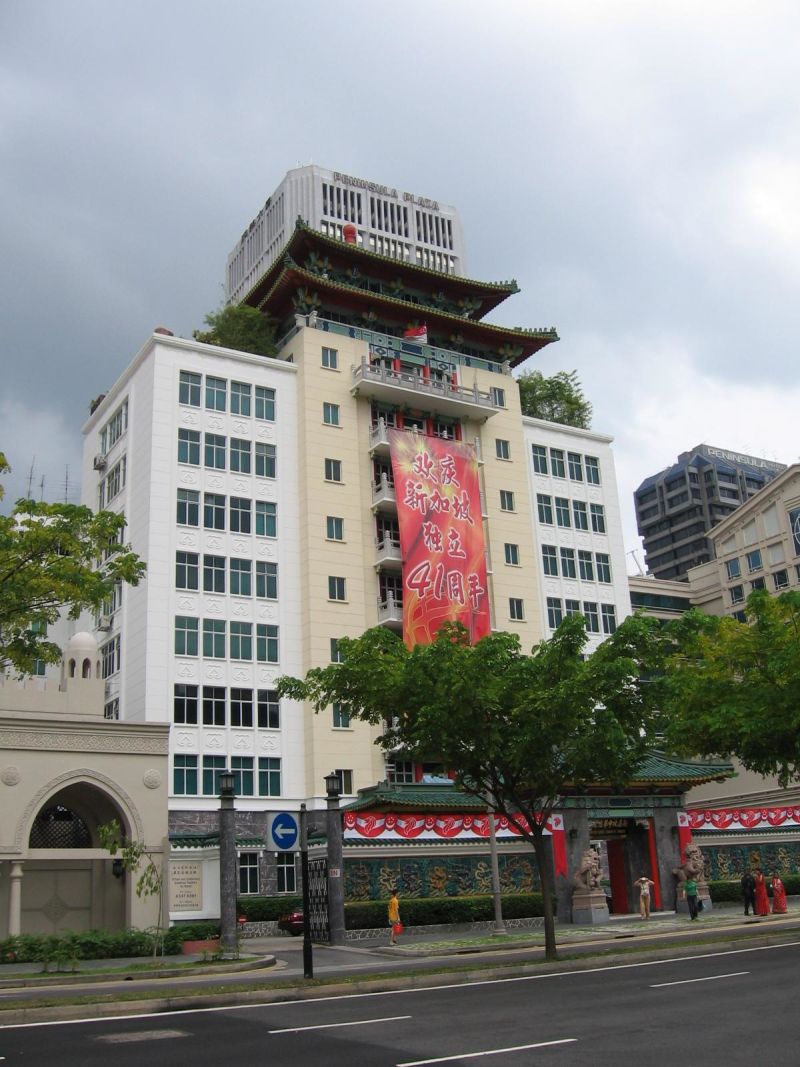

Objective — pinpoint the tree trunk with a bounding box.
[531,828,557,961]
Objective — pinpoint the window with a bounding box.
[276,852,296,893]
[583,602,600,633]
[751,577,766,590]
[531,445,548,474]
[323,402,340,426]
[555,497,571,528]
[239,851,259,894]
[601,603,617,634]
[205,433,226,470]
[204,493,226,531]
[774,569,790,590]
[255,442,276,479]
[547,597,563,628]
[230,438,251,474]
[256,624,279,663]
[231,381,251,416]
[730,584,745,605]
[321,346,338,369]
[177,488,199,527]
[99,400,128,454]
[176,551,199,590]
[202,685,226,726]
[255,386,275,421]
[500,490,515,512]
[206,376,226,411]
[725,559,741,580]
[203,555,225,594]
[495,438,510,460]
[504,543,520,566]
[537,494,553,524]
[103,697,119,718]
[230,558,252,597]
[255,500,277,537]
[230,496,252,534]
[578,550,594,581]
[595,553,612,583]
[257,689,280,729]
[256,561,278,600]
[178,428,200,465]
[326,516,344,541]
[560,548,577,579]
[590,503,606,534]
[732,609,747,622]
[203,619,226,658]
[509,597,524,621]
[325,458,342,482]
[179,370,201,407]
[175,616,198,656]
[565,599,581,616]
[542,545,559,576]
[585,456,601,485]
[330,638,342,662]
[568,452,583,481]
[329,576,347,601]
[203,756,226,795]
[572,501,589,531]
[334,769,353,794]
[174,755,198,796]
[550,448,566,478]
[333,702,351,728]
[258,757,281,796]
[230,621,253,660]
[174,684,198,725]
[745,549,763,573]
[232,757,255,797]
[490,386,506,407]
[389,760,415,784]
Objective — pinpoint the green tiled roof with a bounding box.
[344,782,487,813]
[631,752,734,784]
[170,833,266,849]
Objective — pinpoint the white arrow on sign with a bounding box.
[274,824,295,839]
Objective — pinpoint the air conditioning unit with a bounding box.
[93,454,107,471]
[97,615,112,631]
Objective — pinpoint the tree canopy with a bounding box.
[660,590,800,787]
[193,305,276,357]
[0,454,146,674]
[278,615,663,959]
[516,369,592,428]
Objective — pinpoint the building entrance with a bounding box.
[590,818,662,915]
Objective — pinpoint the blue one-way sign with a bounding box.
[268,811,299,851]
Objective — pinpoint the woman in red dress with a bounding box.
[754,869,770,916]
[771,873,788,914]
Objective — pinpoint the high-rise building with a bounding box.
[634,444,785,581]
[226,165,467,305]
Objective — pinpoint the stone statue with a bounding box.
[673,840,705,885]
[572,848,601,891]
[571,847,608,924]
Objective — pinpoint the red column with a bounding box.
[647,818,662,910]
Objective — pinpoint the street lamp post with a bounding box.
[487,809,507,935]
[218,769,238,958]
[299,802,313,979]
[324,770,346,946]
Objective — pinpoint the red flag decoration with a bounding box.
[388,429,490,646]
[403,324,428,344]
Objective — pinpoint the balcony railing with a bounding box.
[377,593,403,628]
[352,359,500,420]
[372,472,396,511]
[375,536,403,569]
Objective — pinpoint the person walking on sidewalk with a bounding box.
[388,889,401,945]
[754,869,770,916]
[633,875,655,919]
[685,876,699,920]
[741,869,756,915]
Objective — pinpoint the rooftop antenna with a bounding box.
[38,474,45,502]
[627,549,645,576]
[26,457,36,498]
[64,465,70,504]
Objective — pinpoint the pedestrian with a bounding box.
[633,875,655,919]
[741,868,756,916]
[388,888,401,945]
[685,876,699,920]
[771,873,788,914]
[754,868,770,916]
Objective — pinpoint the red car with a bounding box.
[278,909,304,936]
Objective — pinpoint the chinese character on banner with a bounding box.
[388,429,490,646]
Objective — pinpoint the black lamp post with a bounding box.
[218,769,238,958]
[324,771,346,946]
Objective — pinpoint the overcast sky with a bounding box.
[2,1,798,567]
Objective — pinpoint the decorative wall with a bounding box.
[344,852,541,900]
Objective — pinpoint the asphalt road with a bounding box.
[2,940,799,1065]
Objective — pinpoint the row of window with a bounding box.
[176,553,278,598]
[531,446,601,485]
[542,547,612,583]
[545,598,617,633]
[239,851,296,895]
[179,372,275,420]
[729,568,792,604]
[175,618,279,662]
[99,400,128,456]
[177,490,277,536]
[174,754,282,796]
[99,456,126,508]
[536,494,606,533]
[177,430,277,476]
[175,685,281,727]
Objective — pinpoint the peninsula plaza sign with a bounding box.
[702,445,785,472]
[333,171,440,211]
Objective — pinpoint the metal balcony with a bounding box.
[352,360,500,420]
[375,536,403,570]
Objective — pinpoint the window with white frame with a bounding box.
[276,852,296,893]
[100,400,128,454]
[601,603,617,634]
[490,386,506,407]
[230,622,253,660]
[206,376,226,411]
[560,548,577,579]
[333,702,351,728]
[327,516,344,541]
[550,448,566,478]
[578,550,594,581]
[256,624,279,663]
[178,428,200,465]
[255,500,277,537]
[325,458,342,482]
[255,386,275,421]
[176,551,199,590]
[230,558,252,597]
[590,503,606,534]
[583,601,600,633]
[595,553,612,583]
[572,500,589,531]
[321,346,338,369]
[174,755,198,796]
[203,554,225,594]
[555,497,571,528]
[204,493,225,530]
[230,438,251,474]
[585,456,601,485]
[531,445,548,474]
[257,689,280,729]
[230,688,254,727]
[255,442,276,478]
[101,634,121,677]
[239,852,259,894]
[202,686,225,726]
[495,438,510,460]
[177,489,199,527]
[230,381,251,416]
[205,433,226,470]
[203,619,226,658]
[174,617,198,657]
[328,576,347,601]
[258,757,281,796]
[509,598,524,621]
[500,489,515,512]
[504,543,520,566]
[323,402,340,426]
[174,684,198,724]
[334,769,353,794]
[567,452,583,481]
[547,597,563,628]
[542,545,558,576]
[230,496,252,534]
[256,561,277,599]
[179,371,201,407]
[537,494,553,524]
[232,756,254,796]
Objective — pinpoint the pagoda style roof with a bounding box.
[344,780,487,813]
[169,832,265,849]
[573,752,735,791]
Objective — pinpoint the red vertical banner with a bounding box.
[388,429,490,647]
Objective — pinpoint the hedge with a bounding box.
[237,896,302,921]
[0,928,178,965]
[707,875,800,903]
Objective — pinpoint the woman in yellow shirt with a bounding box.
[388,889,401,944]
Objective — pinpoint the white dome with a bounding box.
[66,631,98,656]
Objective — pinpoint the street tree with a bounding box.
[0,455,145,674]
[193,305,276,357]
[278,615,663,960]
[660,590,800,787]
[516,369,592,428]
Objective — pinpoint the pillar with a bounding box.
[652,807,682,912]
[556,810,590,922]
[8,861,23,936]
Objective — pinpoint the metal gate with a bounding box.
[308,857,329,942]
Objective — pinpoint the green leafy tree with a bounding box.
[193,305,276,357]
[660,590,800,786]
[516,369,592,428]
[0,455,145,674]
[278,615,663,960]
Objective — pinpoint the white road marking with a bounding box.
[95,1029,187,1043]
[3,940,799,1030]
[269,1013,411,1034]
[650,971,749,988]
[397,1038,577,1065]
